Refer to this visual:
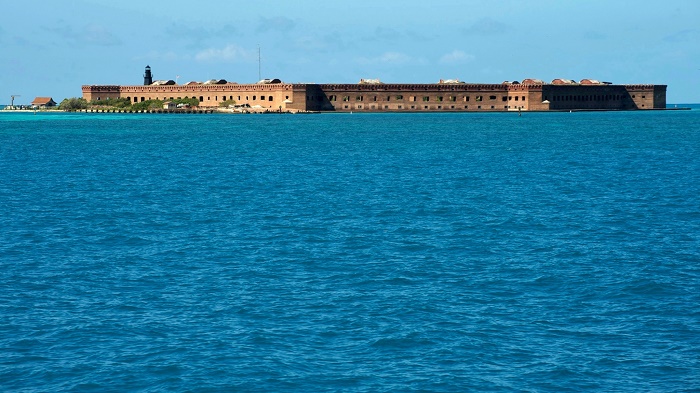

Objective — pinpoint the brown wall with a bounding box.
[538,84,665,110]
[542,85,634,110]
[307,84,513,112]
[82,86,122,102]
[625,85,666,109]
[506,84,541,110]
[83,84,301,110]
[654,85,667,109]
[82,82,666,112]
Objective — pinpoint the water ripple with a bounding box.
[1,111,699,392]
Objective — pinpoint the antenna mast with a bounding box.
[258,45,261,81]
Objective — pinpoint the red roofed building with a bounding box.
[31,97,57,108]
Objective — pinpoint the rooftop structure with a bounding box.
[31,97,57,108]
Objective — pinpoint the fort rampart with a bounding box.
[82,80,666,112]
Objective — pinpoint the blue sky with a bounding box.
[2,0,699,103]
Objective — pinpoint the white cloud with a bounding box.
[134,50,182,62]
[292,35,333,52]
[165,23,238,43]
[583,31,607,41]
[663,29,700,43]
[83,24,122,46]
[380,52,412,63]
[463,18,510,36]
[195,44,255,62]
[44,23,121,46]
[356,52,412,65]
[439,50,475,64]
[256,17,296,33]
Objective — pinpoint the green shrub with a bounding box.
[91,97,132,108]
[131,99,164,111]
[58,98,89,110]
[172,97,200,107]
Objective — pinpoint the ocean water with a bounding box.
[1,110,699,392]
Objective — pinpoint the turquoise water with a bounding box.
[1,111,699,392]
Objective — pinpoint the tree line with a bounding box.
[57,97,228,111]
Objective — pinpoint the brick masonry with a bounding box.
[82,80,666,112]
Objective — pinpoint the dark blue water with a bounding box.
[1,111,699,392]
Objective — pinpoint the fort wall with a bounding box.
[82,81,666,112]
[306,84,518,112]
[82,84,303,110]
[541,85,634,110]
